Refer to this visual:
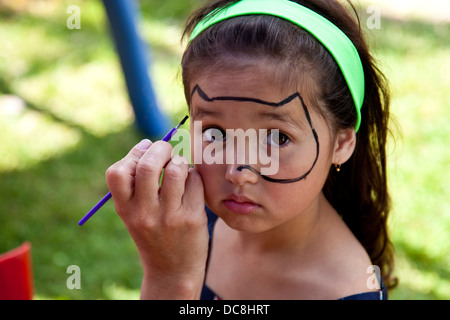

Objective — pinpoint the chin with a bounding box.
[213,205,272,233]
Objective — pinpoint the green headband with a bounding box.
[189,0,364,131]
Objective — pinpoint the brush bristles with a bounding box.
[176,115,189,129]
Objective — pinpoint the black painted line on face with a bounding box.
[191,84,320,184]
[191,84,300,107]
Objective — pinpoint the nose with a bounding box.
[225,163,258,186]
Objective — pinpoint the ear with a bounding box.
[332,128,356,165]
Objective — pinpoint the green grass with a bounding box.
[0,0,448,299]
[368,17,450,299]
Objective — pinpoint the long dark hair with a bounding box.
[181,0,397,290]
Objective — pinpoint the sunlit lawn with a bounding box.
[369,17,450,299]
[0,0,448,299]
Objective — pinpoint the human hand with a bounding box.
[105,139,209,299]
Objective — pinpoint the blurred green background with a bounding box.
[0,0,448,299]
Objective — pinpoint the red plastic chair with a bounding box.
[0,242,34,300]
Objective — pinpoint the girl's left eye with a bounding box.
[266,130,290,146]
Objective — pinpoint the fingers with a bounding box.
[134,141,202,217]
[159,155,190,212]
[134,141,174,203]
[182,167,205,213]
[108,139,204,222]
[106,139,152,203]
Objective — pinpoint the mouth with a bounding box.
[223,194,261,215]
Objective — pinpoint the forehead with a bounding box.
[192,63,315,122]
[190,63,294,103]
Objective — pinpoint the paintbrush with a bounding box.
[78,115,189,226]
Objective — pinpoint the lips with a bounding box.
[223,194,260,215]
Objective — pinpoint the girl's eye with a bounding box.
[203,127,225,143]
[266,130,290,146]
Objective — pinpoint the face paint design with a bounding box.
[191,84,320,184]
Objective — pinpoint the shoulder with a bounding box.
[317,241,378,299]
[301,210,379,299]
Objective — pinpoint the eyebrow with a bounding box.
[191,106,222,120]
[257,110,308,131]
[191,106,305,131]
[191,84,300,107]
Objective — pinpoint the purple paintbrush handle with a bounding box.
[78,192,112,226]
[161,127,177,142]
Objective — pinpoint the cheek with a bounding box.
[264,183,311,210]
[194,163,214,180]
[261,178,322,222]
[263,152,332,213]
[193,163,223,200]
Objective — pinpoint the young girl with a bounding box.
[106,0,397,299]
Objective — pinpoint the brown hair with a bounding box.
[181,0,397,290]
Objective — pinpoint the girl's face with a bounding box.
[189,65,335,233]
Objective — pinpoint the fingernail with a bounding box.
[136,139,151,151]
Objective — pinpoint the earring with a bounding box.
[334,164,341,172]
